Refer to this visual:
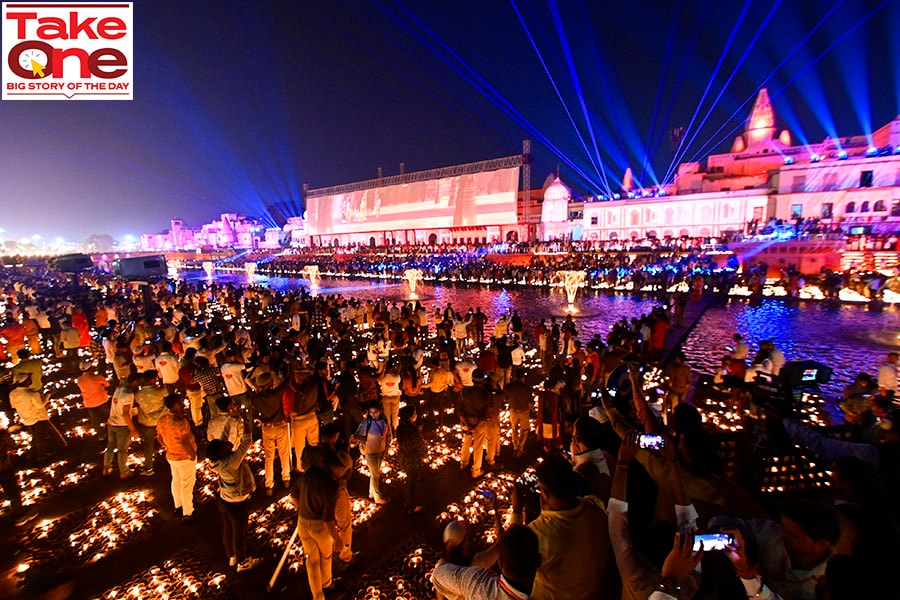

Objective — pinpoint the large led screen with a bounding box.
[306,166,520,235]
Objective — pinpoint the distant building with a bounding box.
[580,89,900,241]
[540,176,573,241]
[140,213,265,251]
[284,216,308,247]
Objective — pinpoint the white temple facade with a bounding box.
[580,89,900,241]
[540,176,573,241]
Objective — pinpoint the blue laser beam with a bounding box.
[640,0,683,188]
[510,0,612,195]
[373,0,607,193]
[663,0,752,185]
[664,0,781,184]
[545,0,614,195]
[675,0,848,175]
[682,0,889,170]
[826,3,872,145]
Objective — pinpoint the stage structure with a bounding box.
[304,145,530,247]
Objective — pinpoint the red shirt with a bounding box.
[0,322,26,349]
[282,385,296,417]
[477,351,498,374]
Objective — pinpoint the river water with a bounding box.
[184,272,900,402]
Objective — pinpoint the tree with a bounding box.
[84,233,115,252]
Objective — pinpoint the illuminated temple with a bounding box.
[141,89,900,250]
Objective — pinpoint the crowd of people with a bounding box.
[202,239,900,304]
[243,247,732,302]
[0,264,898,599]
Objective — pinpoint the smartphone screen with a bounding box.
[638,434,665,450]
[692,533,734,552]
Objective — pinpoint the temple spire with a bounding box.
[745,88,777,146]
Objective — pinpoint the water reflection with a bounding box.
[184,272,899,403]
[180,272,658,341]
[683,300,900,399]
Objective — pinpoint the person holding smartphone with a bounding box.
[608,432,703,599]
[710,501,840,600]
[351,402,391,504]
[206,419,263,573]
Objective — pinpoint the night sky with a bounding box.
[0,0,897,242]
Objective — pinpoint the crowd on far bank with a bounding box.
[208,240,900,302]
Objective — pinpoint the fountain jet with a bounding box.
[402,268,424,299]
[300,265,321,291]
[553,270,586,312]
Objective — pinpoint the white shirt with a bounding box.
[453,316,472,339]
[511,346,525,366]
[154,352,180,384]
[366,342,379,364]
[455,361,476,387]
[35,311,51,329]
[133,353,157,373]
[413,348,425,370]
[878,361,898,392]
[61,326,80,349]
[10,388,49,426]
[102,338,116,364]
[220,362,248,396]
[379,373,402,398]
[108,386,134,427]
[769,347,785,376]
[207,414,243,447]
[639,324,651,341]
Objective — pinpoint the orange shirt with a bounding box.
[77,372,110,408]
[156,412,197,461]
